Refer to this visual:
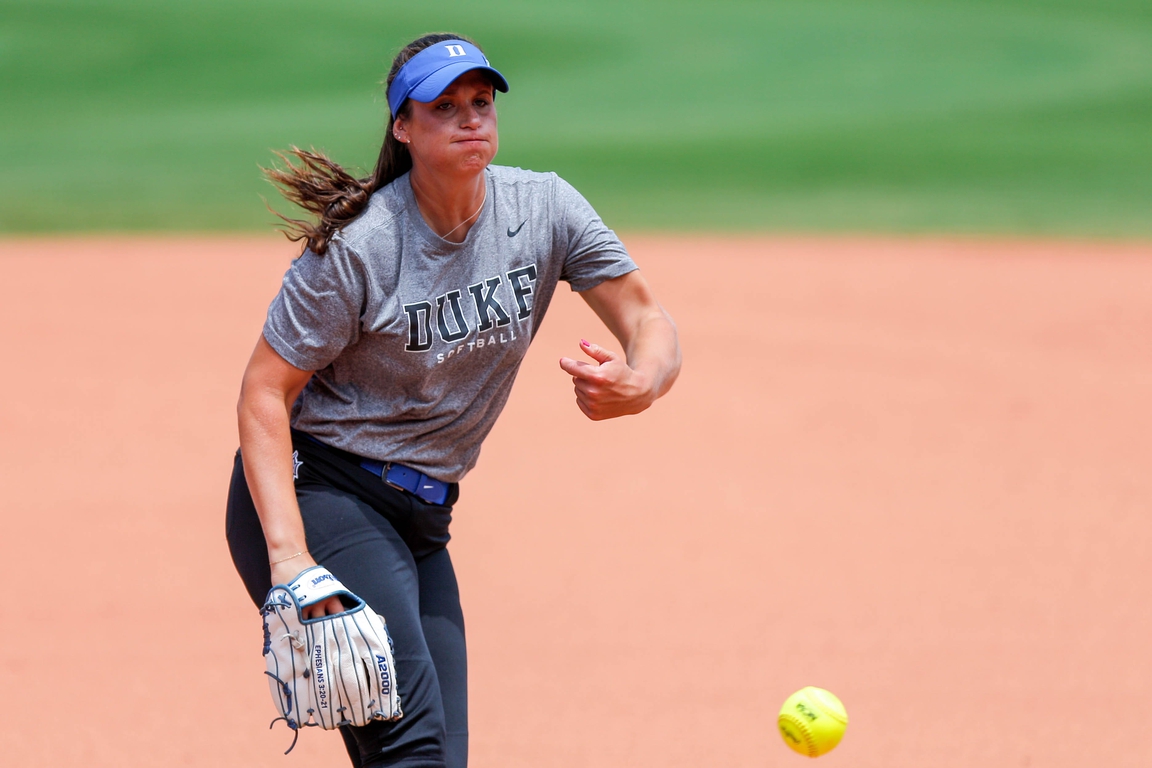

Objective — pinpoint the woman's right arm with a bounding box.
[237,335,343,617]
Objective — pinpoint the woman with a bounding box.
[226,32,680,768]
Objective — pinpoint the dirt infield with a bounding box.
[2,234,1150,767]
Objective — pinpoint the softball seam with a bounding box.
[778,713,818,757]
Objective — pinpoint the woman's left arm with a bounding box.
[559,270,681,420]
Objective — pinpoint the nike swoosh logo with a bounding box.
[507,220,527,237]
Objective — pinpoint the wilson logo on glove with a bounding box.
[260,566,403,753]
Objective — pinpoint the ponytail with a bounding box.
[264,32,480,255]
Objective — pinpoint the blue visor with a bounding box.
[387,40,509,116]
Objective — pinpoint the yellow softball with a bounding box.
[777,687,848,758]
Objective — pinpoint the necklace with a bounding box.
[429,189,487,241]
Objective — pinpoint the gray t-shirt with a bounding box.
[263,165,637,482]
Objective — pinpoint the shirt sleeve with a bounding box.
[262,236,366,371]
[553,175,638,292]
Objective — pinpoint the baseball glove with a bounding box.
[261,566,403,752]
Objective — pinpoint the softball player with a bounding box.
[226,32,680,768]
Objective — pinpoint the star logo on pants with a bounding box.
[292,450,303,480]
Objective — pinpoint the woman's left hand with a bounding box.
[559,339,656,420]
[558,270,681,421]
[555,271,672,421]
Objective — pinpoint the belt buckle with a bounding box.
[381,462,407,493]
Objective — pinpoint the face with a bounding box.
[393,69,499,178]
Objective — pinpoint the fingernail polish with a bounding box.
[581,339,590,347]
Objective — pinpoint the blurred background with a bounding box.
[3,0,1150,236]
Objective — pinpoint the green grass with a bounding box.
[1,0,1151,235]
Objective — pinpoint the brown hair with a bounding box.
[264,32,480,255]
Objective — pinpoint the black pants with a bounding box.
[226,431,466,768]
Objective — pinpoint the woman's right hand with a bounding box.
[270,554,347,619]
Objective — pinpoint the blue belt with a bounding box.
[359,458,450,506]
[300,433,450,506]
